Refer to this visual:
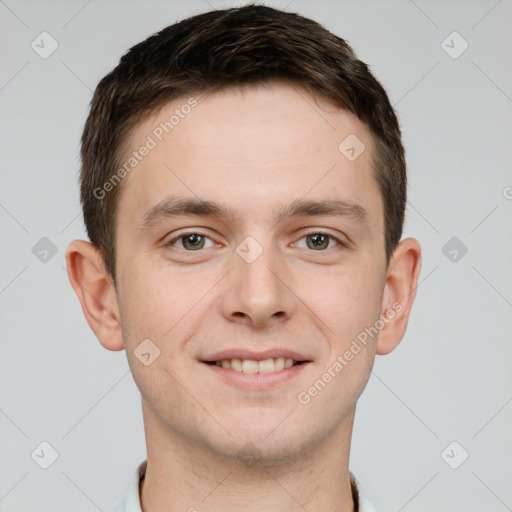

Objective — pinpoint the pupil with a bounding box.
[309,233,328,250]
[185,234,203,250]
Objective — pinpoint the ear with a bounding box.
[65,239,124,351]
[376,237,422,355]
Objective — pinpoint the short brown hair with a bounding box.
[80,4,407,284]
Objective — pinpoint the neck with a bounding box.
[139,402,357,512]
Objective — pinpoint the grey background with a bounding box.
[1,0,511,510]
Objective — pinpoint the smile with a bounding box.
[205,357,303,374]
[202,357,311,390]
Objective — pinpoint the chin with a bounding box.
[217,437,308,468]
[203,421,316,468]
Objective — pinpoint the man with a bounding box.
[66,5,421,511]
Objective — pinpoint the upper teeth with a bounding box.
[214,357,297,373]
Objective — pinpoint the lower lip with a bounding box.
[201,362,310,390]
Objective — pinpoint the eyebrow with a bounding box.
[137,194,369,231]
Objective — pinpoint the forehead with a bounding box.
[116,82,382,231]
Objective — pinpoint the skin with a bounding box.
[66,82,421,512]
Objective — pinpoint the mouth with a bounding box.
[199,348,313,389]
[201,357,311,390]
[203,357,308,374]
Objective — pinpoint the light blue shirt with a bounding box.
[109,459,378,512]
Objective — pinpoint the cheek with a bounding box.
[118,267,218,379]
[120,266,198,330]
[300,263,383,338]
[301,270,381,406]
[115,274,177,369]
[119,271,194,406]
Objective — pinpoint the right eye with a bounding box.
[166,231,216,251]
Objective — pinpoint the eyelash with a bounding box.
[166,230,346,251]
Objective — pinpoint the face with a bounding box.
[113,82,388,463]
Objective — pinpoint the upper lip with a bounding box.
[201,348,312,362]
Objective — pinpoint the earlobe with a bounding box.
[65,239,125,351]
[376,237,422,355]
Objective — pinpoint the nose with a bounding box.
[219,239,297,328]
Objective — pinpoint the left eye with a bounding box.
[294,232,343,251]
